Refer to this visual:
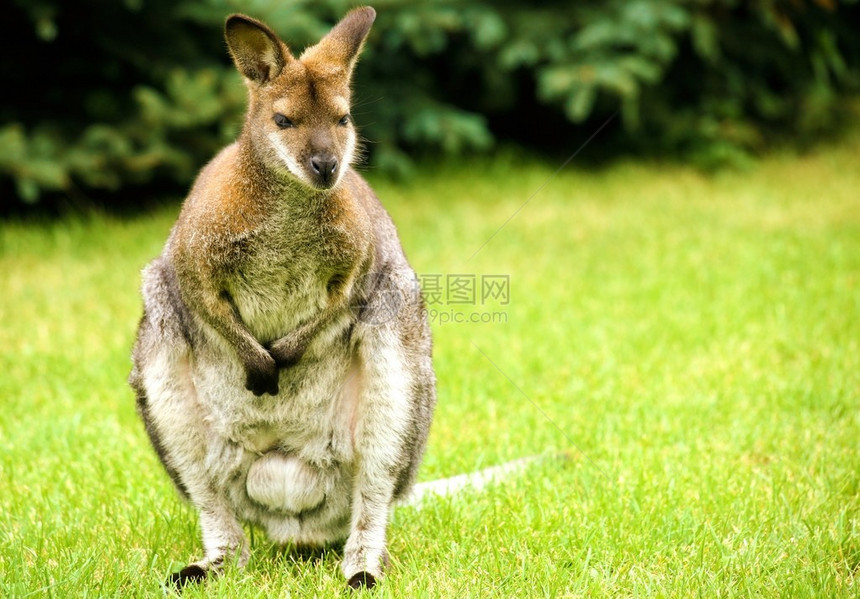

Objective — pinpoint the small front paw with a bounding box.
[245,353,279,396]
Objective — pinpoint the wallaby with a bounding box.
[129,7,437,589]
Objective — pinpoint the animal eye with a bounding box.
[274,113,294,129]
[338,114,351,127]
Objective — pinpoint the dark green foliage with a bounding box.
[2,0,858,206]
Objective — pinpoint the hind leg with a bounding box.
[168,505,249,587]
[132,258,252,585]
[340,328,417,588]
[340,272,436,588]
[133,331,248,586]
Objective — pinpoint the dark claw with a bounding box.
[245,371,279,396]
[347,571,377,590]
[168,564,208,588]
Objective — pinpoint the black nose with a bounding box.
[310,155,338,184]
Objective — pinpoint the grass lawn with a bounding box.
[1,131,859,597]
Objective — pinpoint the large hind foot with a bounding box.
[347,571,377,589]
[168,563,208,588]
[166,509,249,590]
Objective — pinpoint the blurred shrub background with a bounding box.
[1,0,858,209]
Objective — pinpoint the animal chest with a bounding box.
[191,207,366,464]
[225,209,367,344]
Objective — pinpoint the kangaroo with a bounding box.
[129,7,436,589]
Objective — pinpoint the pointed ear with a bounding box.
[300,6,376,77]
[225,14,292,84]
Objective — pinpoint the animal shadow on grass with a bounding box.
[165,542,348,591]
[269,542,387,589]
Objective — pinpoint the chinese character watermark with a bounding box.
[352,272,511,326]
[415,273,511,327]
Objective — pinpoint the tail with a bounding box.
[400,452,570,508]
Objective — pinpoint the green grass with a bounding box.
[1,132,859,597]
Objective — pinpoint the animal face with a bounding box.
[225,11,374,190]
[255,63,357,189]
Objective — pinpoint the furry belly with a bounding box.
[192,339,357,448]
[188,341,362,543]
[247,454,354,545]
[247,452,327,512]
[234,448,354,545]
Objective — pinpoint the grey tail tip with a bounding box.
[402,450,574,507]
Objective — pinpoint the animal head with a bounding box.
[225,7,375,190]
